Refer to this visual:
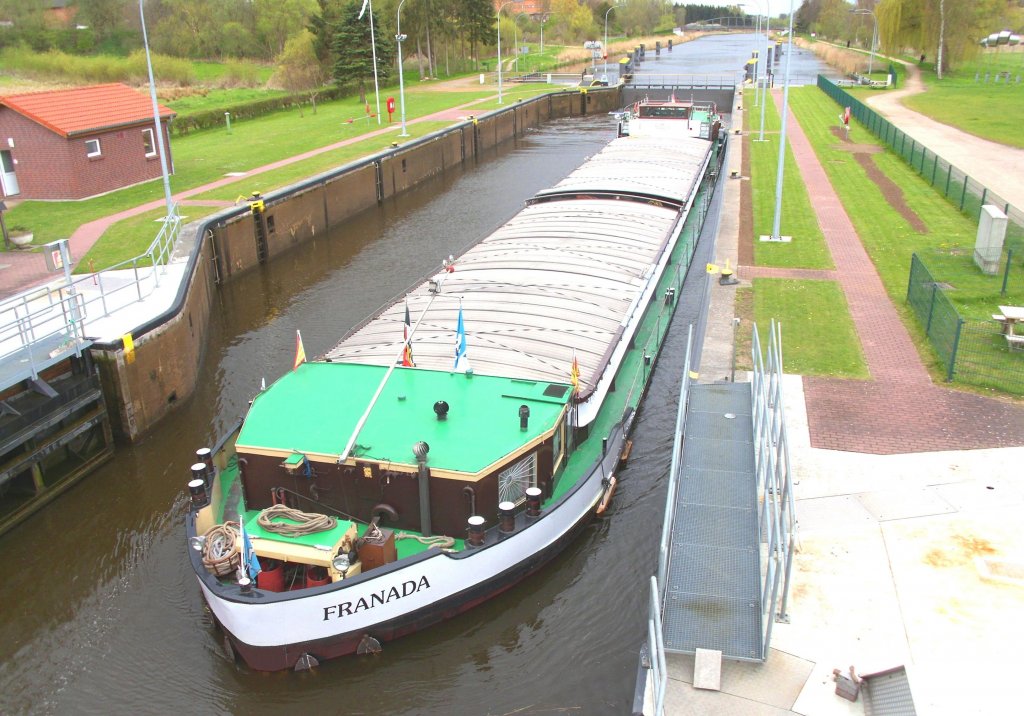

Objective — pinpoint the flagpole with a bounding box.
[338,295,438,463]
[365,0,382,125]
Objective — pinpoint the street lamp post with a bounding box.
[540,14,548,55]
[757,3,770,142]
[396,0,409,136]
[604,5,617,75]
[850,8,878,77]
[497,1,521,105]
[767,0,796,243]
[514,12,529,73]
[138,0,174,225]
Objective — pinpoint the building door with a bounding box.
[0,150,19,196]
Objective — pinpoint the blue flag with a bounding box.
[240,516,261,581]
[453,302,469,372]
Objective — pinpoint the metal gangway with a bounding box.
[640,321,796,714]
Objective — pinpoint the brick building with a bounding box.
[493,0,546,15]
[0,83,175,201]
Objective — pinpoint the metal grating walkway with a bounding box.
[662,381,762,660]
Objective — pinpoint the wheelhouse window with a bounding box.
[85,139,101,158]
[142,128,156,157]
[498,452,537,506]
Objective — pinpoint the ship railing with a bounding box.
[749,319,796,659]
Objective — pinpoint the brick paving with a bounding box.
[773,90,1024,454]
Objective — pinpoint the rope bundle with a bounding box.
[257,504,337,537]
[201,522,240,577]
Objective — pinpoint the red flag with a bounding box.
[843,106,851,126]
[402,303,415,367]
[293,330,306,370]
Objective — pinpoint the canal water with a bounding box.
[0,34,831,715]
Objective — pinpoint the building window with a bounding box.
[142,128,156,157]
[85,139,101,158]
[498,452,537,506]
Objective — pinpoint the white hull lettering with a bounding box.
[322,576,431,621]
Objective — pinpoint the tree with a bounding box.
[79,0,130,41]
[332,1,394,104]
[275,29,331,113]
[310,0,344,65]
[255,0,318,59]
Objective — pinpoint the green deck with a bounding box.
[237,363,570,474]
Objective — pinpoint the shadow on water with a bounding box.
[0,33,761,715]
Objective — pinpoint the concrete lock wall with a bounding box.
[100,87,624,439]
[93,235,218,441]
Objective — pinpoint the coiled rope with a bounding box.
[202,522,240,577]
[257,504,337,537]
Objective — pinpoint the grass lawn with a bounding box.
[2,82,565,266]
[178,122,454,202]
[744,90,832,270]
[77,205,223,271]
[789,86,1024,387]
[788,86,1023,318]
[902,53,1024,149]
[735,280,868,378]
[165,87,290,118]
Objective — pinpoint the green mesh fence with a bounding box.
[907,254,1024,394]
[818,75,1024,263]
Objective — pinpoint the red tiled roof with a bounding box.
[0,83,175,138]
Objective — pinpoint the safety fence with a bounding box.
[750,320,795,657]
[0,205,181,385]
[817,75,1024,258]
[907,254,1024,394]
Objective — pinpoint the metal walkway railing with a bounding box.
[647,321,795,672]
[751,320,797,646]
[0,206,180,389]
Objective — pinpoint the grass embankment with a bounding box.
[901,52,1024,149]
[3,82,562,269]
[744,89,831,270]
[786,86,1024,386]
[788,86,1021,318]
[739,88,865,378]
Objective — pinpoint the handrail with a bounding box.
[0,204,182,380]
[750,319,795,658]
[647,575,667,715]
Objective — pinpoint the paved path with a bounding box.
[865,59,1024,210]
[770,89,1024,454]
[0,96,494,299]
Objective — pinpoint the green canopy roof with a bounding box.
[236,362,570,475]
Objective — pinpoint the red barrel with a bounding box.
[305,565,330,588]
[257,558,284,592]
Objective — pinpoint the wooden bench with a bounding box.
[1006,334,1024,351]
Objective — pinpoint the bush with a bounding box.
[0,47,195,85]
[170,85,352,135]
[220,60,261,88]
